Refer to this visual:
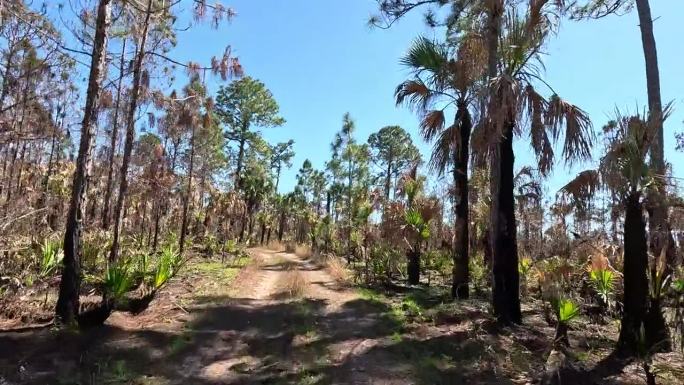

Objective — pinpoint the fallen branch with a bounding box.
[0,207,48,232]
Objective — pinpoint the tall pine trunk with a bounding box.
[452,101,471,299]
[636,0,672,352]
[109,0,152,262]
[56,0,112,325]
[384,159,392,200]
[235,134,246,188]
[101,38,127,230]
[179,124,196,254]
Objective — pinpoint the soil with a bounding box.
[0,248,682,384]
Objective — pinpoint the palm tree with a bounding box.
[597,115,651,353]
[396,34,485,299]
[481,4,593,324]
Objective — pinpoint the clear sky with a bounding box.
[150,1,684,197]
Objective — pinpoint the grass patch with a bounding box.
[295,244,312,259]
[169,332,194,355]
[357,287,407,332]
[183,256,250,299]
[266,240,286,252]
[278,268,307,299]
[325,257,350,285]
[291,300,319,335]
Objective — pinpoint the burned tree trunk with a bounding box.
[56,0,112,325]
[618,192,649,353]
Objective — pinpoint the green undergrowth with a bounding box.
[184,255,251,299]
[358,285,476,327]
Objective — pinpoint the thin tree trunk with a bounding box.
[239,212,247,243]
[248,213,255,241]
[109,0,152,262]
[452,102,471,300]
[278,210,285,242]
[101,38,127,230]
[347,157,353,262]
[235,133,246,188]
[39,132,57,207]
[179,124,196,254]
[384,159,392,200]
[152,200,161,253]
[260,220,266,245]
[636,0,672,352]
[56,0,112,325]
[14,141,26,197]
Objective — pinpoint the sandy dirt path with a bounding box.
[0,248,411,385]
[183,248,405,384]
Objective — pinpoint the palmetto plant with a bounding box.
[589,268,616,305]
[404,209,431,242]
[153,245,182,290]
[478,3,594,325]
[597,112,673,352]
[587,252,616,308]
[39,238,63,277]
[556,298,580,324]
[552,297,580,347]
[103,261,133,300]
[518,256,532,277]
[518,256,533,296]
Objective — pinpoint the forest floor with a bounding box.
[1,248,683,384]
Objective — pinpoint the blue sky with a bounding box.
[170,0,682,197]
[71,1,684,197]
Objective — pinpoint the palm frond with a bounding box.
[395,79,432,110]
[428,117,465,175]
[558,169,600,212]
[524,85,554,176]
[400,36,449,79]
[420,110,446,141]
[545,94,593,165]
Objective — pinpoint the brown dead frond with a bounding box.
[546,94,593,165]
[524,85,554,176]
[395,80,431,110]
[558,169,600,212]
[420,110,446,141]
[428,122,457,175]
[487,75,522,143]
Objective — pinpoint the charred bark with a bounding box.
[490,121,521,325]
[56,0,112,325]
[407,249,420,285]
[452,101,471,300]
[618,192,649,353]
[109,0,153,262]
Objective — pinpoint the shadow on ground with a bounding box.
[0,287,531,385]
[2,259,635,385]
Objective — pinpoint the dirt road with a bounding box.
[177,248,407,384]
[0,248,413,384]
